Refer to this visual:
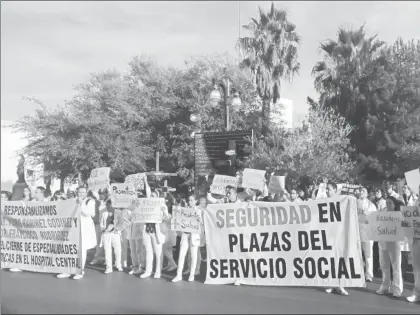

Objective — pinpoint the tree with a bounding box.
[247,102,356,185]
[237,2,300,136]
[312,25,420,181]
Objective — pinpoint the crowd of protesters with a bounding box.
[1,174,419,303]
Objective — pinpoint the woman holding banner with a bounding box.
[57,186,97,280]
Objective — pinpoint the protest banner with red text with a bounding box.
[204,196,364,287]
[1,199,82,274]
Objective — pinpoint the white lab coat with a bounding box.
[79,198,97,251]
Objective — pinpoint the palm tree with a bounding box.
[312,24,386,121]
[237,2,300,136]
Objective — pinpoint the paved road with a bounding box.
[2,259,419,314]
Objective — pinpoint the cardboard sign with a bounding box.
[367,212,405,241]
[241,168,266,191]
[210,175,239,195]
[171,206,201,233]
[87,167,110,191]
[131,198,165,223]
[268,176,285,194]
[401,206,420,239]
[204,196,365,287]
[125,173,146,191]
[110,183,136,208]
[405,169,420,195]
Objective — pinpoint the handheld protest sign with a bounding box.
[171,206,201,234]
[131,198,165,223]
[241,168,266,191]
[367,212,405,241]
[110,183,136,208]
[268,176,285,194]
[125,173,146,191]
[87,167,111,191]
[210,175,239,195]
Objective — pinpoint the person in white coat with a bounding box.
[407,188,420,303]
[357,186,377,282]
[172,194,203,283]
[376,192,404,298]
[140,190,170,279]
[100,200,123,273]
[57,186,97,280]
[325,182,349,296]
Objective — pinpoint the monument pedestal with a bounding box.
[11,182,29,201]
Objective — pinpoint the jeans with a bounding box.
[93,224,105,261]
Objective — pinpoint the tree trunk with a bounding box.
[44,175,52,197]
[261,97,271,137]
[60,174,65,192]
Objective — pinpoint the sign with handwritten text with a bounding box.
[210,175,239,195]
[171,206,201,234]
[402,206,420,239]
[131,198,165,223]
[110,183,136,208]
[87,167,110,191]
[367,212,405,241]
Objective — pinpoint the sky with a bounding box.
[2,1,420,125]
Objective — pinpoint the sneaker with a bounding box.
[73,271,84,280]
[172,275,182,283]
[140,272,151,279]
[90,259,102,265]
[366,277,373,282]
[337,288,349,296]
[116,267,123,272]
[104,268,113,274]
[10,268,22,272]
[154,272,161,279]
[325,288,333,294]
[234,280,241,286]
[188,275,194,282]
[133,267,142,275]
[406,295,420,303]
[129,267,138,275]
[56,273,71,279]
[376,287,390,295]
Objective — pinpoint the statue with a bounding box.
[11,154,29,201]
[17,154,26,183]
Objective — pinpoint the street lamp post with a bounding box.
[209,77,242,131]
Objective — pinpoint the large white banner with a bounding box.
[1,200,82,274]
[204,196,365,287]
